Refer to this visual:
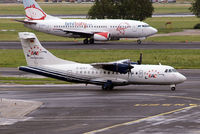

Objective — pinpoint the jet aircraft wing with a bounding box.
[56,28,94,37]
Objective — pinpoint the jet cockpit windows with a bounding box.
[142,25,150,27]
[138,25,149,28]
[165,69,177,73]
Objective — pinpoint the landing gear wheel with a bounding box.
[83,39,88,44]
[89,38,95,44]
[171,87,176,91]
[170,84,176,91]
[102,80,114,91]
[102,85,114,91]
[137,40,142,45]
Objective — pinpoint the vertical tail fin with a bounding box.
[19,32,76,67]
[23,0,59,20]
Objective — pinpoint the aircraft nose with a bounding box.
[148,27,158,36]
[177,73,187,83]
[151,27,158,35]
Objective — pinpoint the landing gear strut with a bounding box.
[83,38,88,44]
[83,38,95,44]
[89,38,94,44]
[137,40,142,45]
[170,85,176,91]
[102,80,114,91]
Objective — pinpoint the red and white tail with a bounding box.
[23,0,59,20]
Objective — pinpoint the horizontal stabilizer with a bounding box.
[15,19,37,25]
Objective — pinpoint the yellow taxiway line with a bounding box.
[84,94,200,134]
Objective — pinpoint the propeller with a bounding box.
[137,53,143,65]
[127,59,133,77]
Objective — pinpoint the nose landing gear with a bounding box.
[170,84,176,91]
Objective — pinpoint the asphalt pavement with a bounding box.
[1,41,200,50]
[0,69,200,134]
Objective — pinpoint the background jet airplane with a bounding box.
[16,0,158,44]
[18,32,186,91]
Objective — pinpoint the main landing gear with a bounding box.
[83,38,94,44]
[137,39,142,45]
[170,84,176,91]
[102,80,114,91]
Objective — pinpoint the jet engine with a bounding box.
[94,32,110,41]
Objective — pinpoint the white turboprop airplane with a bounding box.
[19,32,186,91]
[16,0,158,44]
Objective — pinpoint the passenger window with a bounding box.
[169,69,172,72]
[165,69,168,73]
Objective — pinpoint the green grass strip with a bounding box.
[0,49,199,69]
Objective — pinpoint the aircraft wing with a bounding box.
[90,77,128,86]
[91,59,134,74]
[15,19,37,25]
[56,28,94,37]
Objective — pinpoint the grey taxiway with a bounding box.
[1,41,200,50]
[0,69,200,134]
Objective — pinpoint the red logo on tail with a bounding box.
[25,4,46,20]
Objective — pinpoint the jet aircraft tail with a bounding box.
[19,32,76,67]
[23,0,59,20]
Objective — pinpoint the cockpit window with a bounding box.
[165,69,177,73]
[172,69,177,72]
[142,25,150,27]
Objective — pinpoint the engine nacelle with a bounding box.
[102,63,133,74]
[94,32,110,41]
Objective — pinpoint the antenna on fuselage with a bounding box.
[137,53,143,65]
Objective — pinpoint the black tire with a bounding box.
[171,87,176,91]
[89,38,95,44]
[109,85,114,90]
[83,39,88,44]
[137,40,142,45]
[102,85,108,90]
[102,83,114,91]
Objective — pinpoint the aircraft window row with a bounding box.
[54,25,108,28]
[110,26,131,28]
[77,70,144,76]
[138,25,150,28]
[77,70,122,75]
[165,69,177,73]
